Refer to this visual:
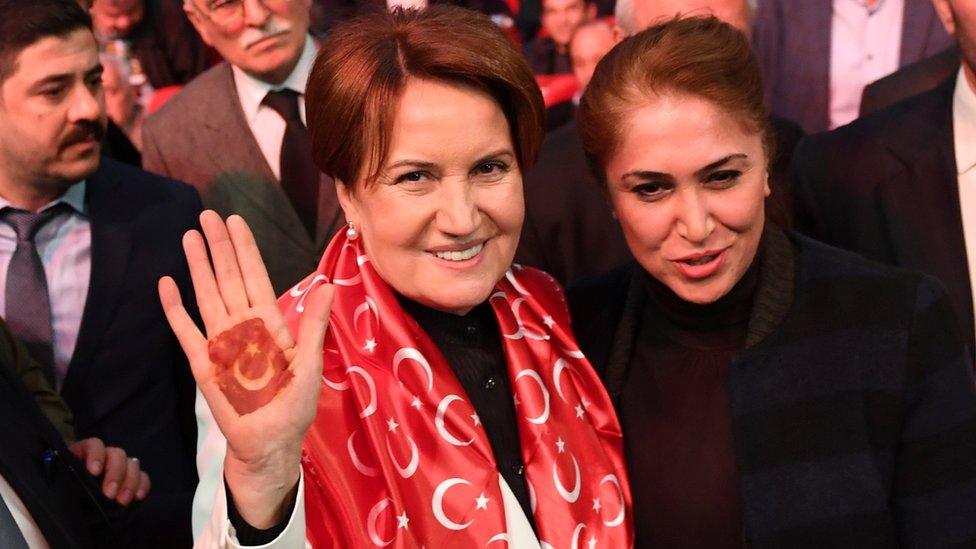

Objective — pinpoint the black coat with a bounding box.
[859,46,960,117]
[57,159,202,546]
[0,320,121,547]
[569,230,976,547]
[790,75,974,355]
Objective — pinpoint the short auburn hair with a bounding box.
[577,15,774,188]
[306,5,546,187]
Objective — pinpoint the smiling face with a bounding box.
[336,78,524,315]
[0,28,106,207]
[604,92,768,304]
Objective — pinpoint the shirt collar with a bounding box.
[232,35,317,125]
[0,180,87,215]
[953,66,976,175]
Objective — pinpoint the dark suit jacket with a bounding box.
[142,62,345,295]
[58,158,201,545]
[516,117,803,286]
[753,0,952,133]
[860,46,960,116]
[569,229,976,547]
[128,0,210,88]
[0,320,122,548]
[790,75,974,355]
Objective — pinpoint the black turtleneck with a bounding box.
[399,297,534,527]
[622,254,760,548]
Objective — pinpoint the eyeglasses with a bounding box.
[200,0,292,29]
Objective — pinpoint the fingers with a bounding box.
[200,211,250,316]
[68,437,105,476]
[135,471,151,501]
[101,447,127,500]
[226,215,277,308]
[183,229,228,330]
[116,457,143,506]
[159,277,210,372]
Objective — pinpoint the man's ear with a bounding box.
[931,0,957,36]
[183,1,215,46]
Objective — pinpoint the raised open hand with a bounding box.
[158,211,334,527]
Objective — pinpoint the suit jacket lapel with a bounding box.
[878,76,975,343]
[65,165,133,387]
[198,64,318,253]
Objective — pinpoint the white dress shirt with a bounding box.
[953,66,976,348]
[0,182,91,389]
[231,36,317,182]
[829,0,904,129]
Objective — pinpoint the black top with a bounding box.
[623,258,758,548]
[231,296,534,544]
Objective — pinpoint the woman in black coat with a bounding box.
[567,16,976,548]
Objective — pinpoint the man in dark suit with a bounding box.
[753,0,952,134]
[860,46,960,116]
[143,0,345,295]
[790,0,975,355]
[0,1,200,543]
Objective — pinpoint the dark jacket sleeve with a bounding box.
[894,275,976,545]
[0,321,76,443]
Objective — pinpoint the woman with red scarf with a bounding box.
[158,5,632,548]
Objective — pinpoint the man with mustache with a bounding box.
[0,0,203,544]
[140,1,344,539]
[143,0,344,298]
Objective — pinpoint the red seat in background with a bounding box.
[536,74,578,107]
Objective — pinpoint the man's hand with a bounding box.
[159,211,334,529]
[68,437,151,506]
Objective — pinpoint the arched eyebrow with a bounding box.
[694,154,748,179]
[621,154,749,183]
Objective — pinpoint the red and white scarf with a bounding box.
[279,232,633,547]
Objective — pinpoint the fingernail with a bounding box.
[118,489,132,505]
[106,481,118,498]
[89,461,102,475]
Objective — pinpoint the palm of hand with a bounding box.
[159,211,334,469]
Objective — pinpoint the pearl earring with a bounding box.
[346,222,359,240]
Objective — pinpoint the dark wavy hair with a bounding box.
[0,0,92,83]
